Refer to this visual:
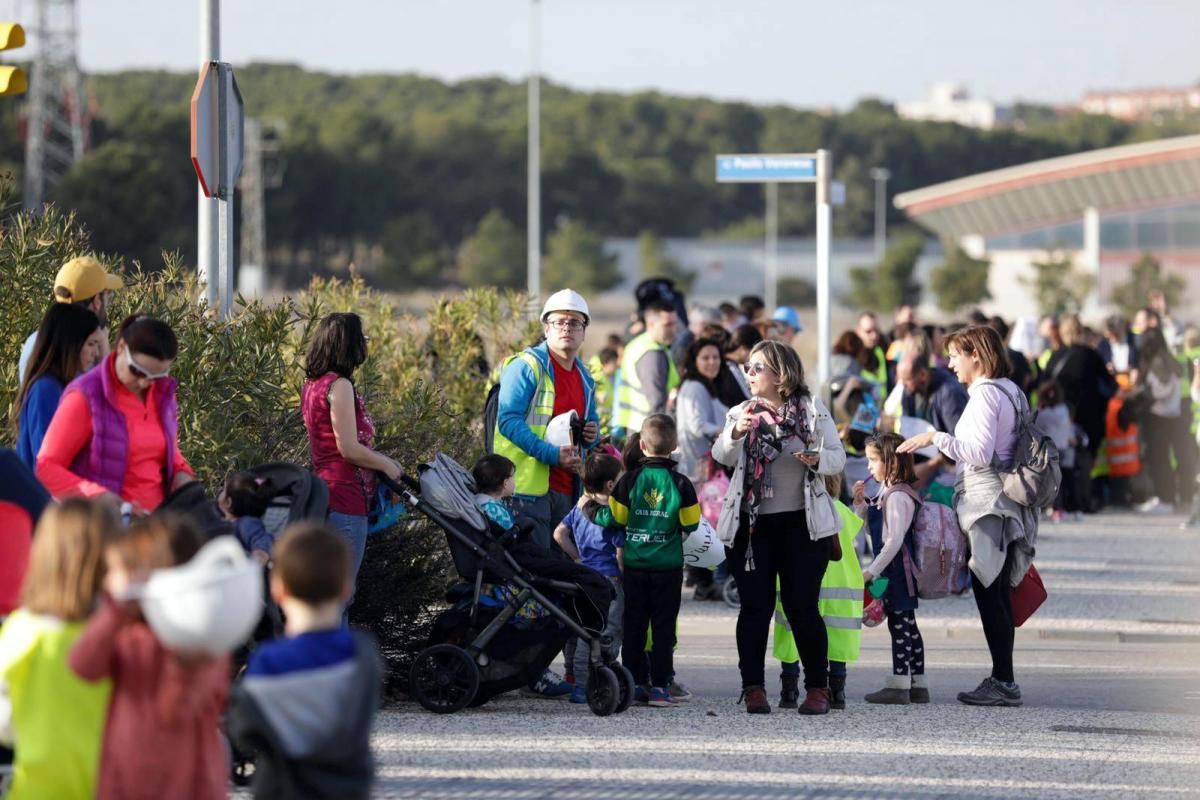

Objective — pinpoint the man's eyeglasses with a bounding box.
[743,362,772,376]
[125,351,171,381]
[546,319,586,332]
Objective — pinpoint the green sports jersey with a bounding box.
[609,457,701,571]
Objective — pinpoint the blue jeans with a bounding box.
[328,511,368,623]
[512,491,574,552]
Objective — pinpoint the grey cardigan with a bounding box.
[675,379,728,483]
[711,395,846,544]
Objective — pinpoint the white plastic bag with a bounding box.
[683,518,726,568]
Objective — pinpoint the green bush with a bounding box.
[0,181,542,696]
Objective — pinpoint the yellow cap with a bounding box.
[53,256,123,303]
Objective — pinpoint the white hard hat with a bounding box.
[138,536,263,656]
[545,410,579,447]
[541,289,590,324]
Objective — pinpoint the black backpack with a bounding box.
[483,381,501,454]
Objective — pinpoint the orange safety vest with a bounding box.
[1104,398,1140,478]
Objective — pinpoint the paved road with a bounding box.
[264,510,1200,799]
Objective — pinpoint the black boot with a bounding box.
[829,676,846,710]
[778,674,800,709]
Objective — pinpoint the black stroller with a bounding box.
[388,454,634,717]
[158,462,329,787]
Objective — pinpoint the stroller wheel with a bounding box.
[611,663,635,714]
[722,576,740,609]
[586,666,620,717]
[410,644,480,714]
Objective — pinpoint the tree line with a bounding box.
[0,63,1194,290]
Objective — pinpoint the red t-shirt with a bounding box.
[549,357,585,496]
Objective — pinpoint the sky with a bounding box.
[6,0,1199,109]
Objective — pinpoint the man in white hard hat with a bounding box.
[18,255,123,382]
[493,288,601,699]
[493,288,600,546]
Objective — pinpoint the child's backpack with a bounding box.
[885,484,970,600]
[697,458,730,526]
[979,380,1062,509]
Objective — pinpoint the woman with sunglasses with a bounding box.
[712,340,845,716]
[36,314,195,515]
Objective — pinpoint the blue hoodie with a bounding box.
[496,342,600,472]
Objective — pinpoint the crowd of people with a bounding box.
[1,255,1196,795]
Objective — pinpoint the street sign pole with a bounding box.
[191,60,244,319]
[715,152,834,384]
[815,149,832,387]
[198,0,219,308]
[765,182,778,314]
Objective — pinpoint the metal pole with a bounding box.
[765,182,778,313]
[198,0,219,309]
[216,63,234,318]
[816,149,833,387]
[526,0,541,305]
[870,167,890,262]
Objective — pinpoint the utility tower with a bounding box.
[22,0,87,210]
[237,118,285,296]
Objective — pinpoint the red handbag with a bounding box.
[1010,563,1046,627]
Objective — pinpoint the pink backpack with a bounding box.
[697,459,730,526]
[884,484,970,600]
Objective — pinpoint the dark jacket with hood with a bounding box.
[227,630,382,800]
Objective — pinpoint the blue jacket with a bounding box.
[496,343,599,469]
[234,516,274,554]
[16,375,64,470]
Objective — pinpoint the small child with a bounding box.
[228,522,382,800]
[553,452,625,704]
[609,414,701,708]
[1036,381,1082,522]
[69,514,231,800]
[472,453,518,532]
[774,472,864,711]
[471,454,566,696]
[0,498,117,800]
[853,432,928,705]
[220,471,277,561]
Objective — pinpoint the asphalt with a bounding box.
[245,509,1200,799]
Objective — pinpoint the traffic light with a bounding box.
[0,23,27,96]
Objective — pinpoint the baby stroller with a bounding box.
[158,462,329,787]
[388,454,634,717]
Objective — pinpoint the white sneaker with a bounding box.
[1137,497,1173,515]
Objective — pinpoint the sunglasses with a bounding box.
[743,362,773,376]
[125,351,171,381]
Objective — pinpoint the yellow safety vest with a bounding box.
[493,352,558,497]
[865,345,889,390]
[614,332,680,432]
[774,501,864,664]
[587,355,613,435]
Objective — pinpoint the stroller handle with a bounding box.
[378,472,420,494]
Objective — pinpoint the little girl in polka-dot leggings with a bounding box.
[852,433,928,705]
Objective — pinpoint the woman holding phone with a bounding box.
[712,340,845,716]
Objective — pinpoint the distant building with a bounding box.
[897,83,1010,130]
[895,134,1200,317]
[1080,84,1200,121]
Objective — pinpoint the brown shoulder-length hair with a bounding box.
[10,303,101,435]
[864,432,917,486]
[304,312,367,381]
[748,340,809,399]
[943,325,1012,379]
[22,498,119,621]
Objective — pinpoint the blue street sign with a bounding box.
[715,153,818,183]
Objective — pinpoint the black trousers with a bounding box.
[971,545,1017,684]
[621,567,683,688]
[730,510,831,690]
[1143,413,1178,506]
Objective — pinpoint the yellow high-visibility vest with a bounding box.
[774,501,864,664]
[614,332,679,432]
[493,352,557,497]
